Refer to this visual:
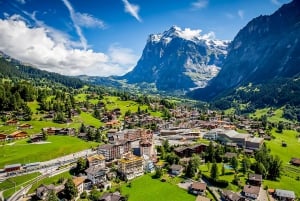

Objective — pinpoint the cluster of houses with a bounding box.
[219,173,297,201]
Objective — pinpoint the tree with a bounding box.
[267,155,282,180]
[241,156,251,174]
[230,157,239,172]
[42,129,48,141]
[221,164,225,176]
[76,157,87,173]
[277,122,284,133]
[210,162,219,180]
[89,187,101,201]
[64,178,78,200]
[205,141,215,162]
[162,139,170,152]
[254,162,267,178]
[165,153,180,165]
[261,115,268,129]
[153,167,163,179]
[47,190,59,201]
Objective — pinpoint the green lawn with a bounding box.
[120,174,195,201]
[266,129,300,164]
[79,112,103,127]
[0,136,98,168]
[0,172,41,191]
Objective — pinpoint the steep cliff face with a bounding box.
[190,0,300,100]
[123,26,229,92]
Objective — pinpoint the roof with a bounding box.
[85,166,106,175]
[290,158,300,165]
[87,154,105,162]
[246,137,264,143]
[100,192,123,201]
[222,190,243,201]
[224,152,237,158]
[170,164,183,171]
[195,195,210,201]
[275,189,296,199]
[4,163,21,169]
[248,173,262,182]
[72,177,85,187]
[9,130,28,136]
[191,182,207,191]
[99,144,115,150]
[243,185,260,195]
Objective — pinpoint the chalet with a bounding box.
[6,119,18,125]
[274,189,296,201]
[8,130,28,140]
[87,154,105,168]
[78,132,88,140]
[4,163,22,173]
[290,158,300,166]
[36,184,64,200]
[174,144,207,158]
[29,134,44,143]
[99,192,125,201]
[118,153,143,180]
[221,190,245,201]
[42,127,75,136]
[242,185,260,199]
[248,173,262,186]
[105,120,121,129]
[85,166,108,185]
[18,123,32,130]
[72,177,85,195]
[189,182,207,195]
[0,133,7,141]
[169,164,183,175]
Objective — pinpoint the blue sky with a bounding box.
[0,0,291,76]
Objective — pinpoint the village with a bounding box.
[0,102,299,201]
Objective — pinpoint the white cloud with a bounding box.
[62,0,88,50]
[74,12,105,29]
[121,0,142,22]
[191,0,208,9]
[16,0,26,4]
[0,15,138,77]
[271,0,281,6]
[238,9,244,19]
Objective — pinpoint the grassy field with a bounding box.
[266,129,300,164]
[250,108,292,123]
[28,171,72,194]
[0,172,41,199]
[79,112,103,127]
[120,174,195,201]
[0,136,98,168]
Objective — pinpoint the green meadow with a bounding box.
[0,136,98,168]
[120,174,195,201]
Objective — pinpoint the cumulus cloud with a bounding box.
[0,15,138,76]
[191,0,208,9]
[122,0,142,22]
[271,0,281,6]
[238,9,244,19]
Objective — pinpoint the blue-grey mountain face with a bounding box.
[190,0,300,100]
[123,26,229,92]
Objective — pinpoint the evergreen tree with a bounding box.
[205,141,215,162]
[230,157,239,172]
[241,156,251,174]
[210,162,219,180]
[64,178,78,200]
[76,157,87,173]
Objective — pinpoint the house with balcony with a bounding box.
[118,153,143,180]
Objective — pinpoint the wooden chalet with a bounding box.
[18,123,32,130]
[6,119,18,125]
[0,133,7,141]
[8,130,28,140]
